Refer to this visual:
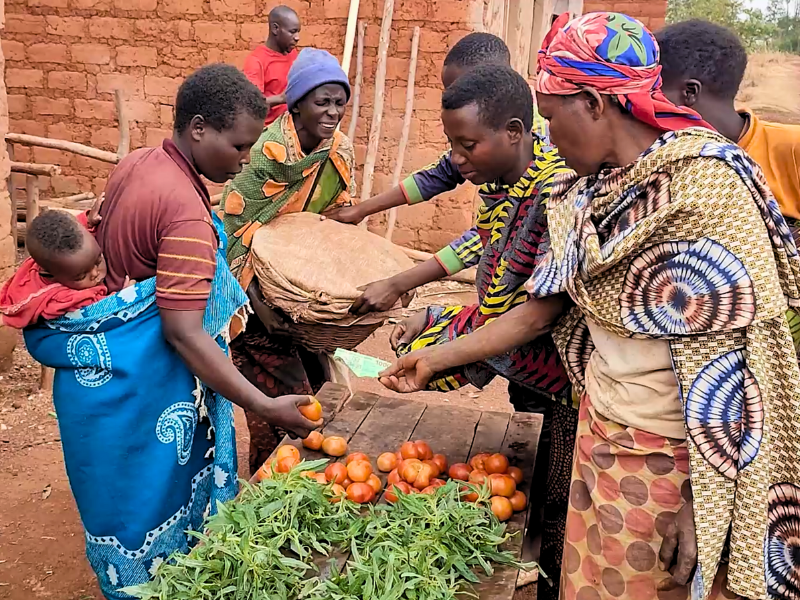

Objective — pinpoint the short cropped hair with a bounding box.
[442,64,533,131]
[444,32,511,68]
[174,63,267,133]
[656,20,747,100]
[27,210,85,258]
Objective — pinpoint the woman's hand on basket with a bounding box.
[256,394,322,439]
[389,310,428,351]
[322,204,365,225]
[350,278,404,315]
[379,348,437,393]
[658,499,697,586]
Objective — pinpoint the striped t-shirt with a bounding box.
[96,139,218,311]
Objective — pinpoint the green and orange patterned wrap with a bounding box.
[221,111,356,293]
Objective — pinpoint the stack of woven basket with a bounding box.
[251,212,415,353]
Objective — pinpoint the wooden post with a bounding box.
[25,175,40,228]
[359,0,395,229]
[6,133,120,165]
[115,90,130,159]
[7,142,15,249]
[530,0,556,75]
[340,0,362,75]
[346,21,366,143]
[385,26,420,242]
[485,0,506,37]
[510,0,536,79]
[12,162,60,177]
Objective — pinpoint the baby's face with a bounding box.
[48,229,107,290]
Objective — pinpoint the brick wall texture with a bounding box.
[0,0,16,281]
[3,0,666,250]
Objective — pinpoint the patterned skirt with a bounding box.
[230,318,327,475]
[562,393,741,600]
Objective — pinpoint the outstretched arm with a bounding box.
[325,150,465,224]
[379,295,567,393]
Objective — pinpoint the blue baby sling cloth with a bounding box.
[24,214,248,599]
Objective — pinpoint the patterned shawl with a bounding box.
[222,111,356,290]
[526,127,800,600]
[536,12,713,132]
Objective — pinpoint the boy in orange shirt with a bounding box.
[658,19,800,221]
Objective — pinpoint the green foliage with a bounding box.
[666,0,800,52]
[122,461,534,600]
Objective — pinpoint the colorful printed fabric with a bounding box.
[536,12,713,133]
[564,393,742,600]
[397,136,572,399]
[222,111,356,291]
[22,214,247,599]
[526,127,800,600]
[0,256,107,329]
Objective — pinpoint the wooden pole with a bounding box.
[50,191,95,205]
[385,26,420,242]
[25,175,40,228]
[530,0,556,75]
[511,0,536,79]
[346,21,366,142]
[360,0,395,229]
[6,133,119,165]
[115,90,130,159]
[340,0,362,75]
[486,0,506,37]
[12,162,60,177]
[7,142,15,249]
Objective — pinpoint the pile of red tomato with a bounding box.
[256,439,528,522]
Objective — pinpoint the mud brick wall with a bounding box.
[0,0,14,281]
[2,0,666,251]
[582,0,666,29]
[0,0,21,365]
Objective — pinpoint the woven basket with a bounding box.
[282,319,383,354]
[251,213,415,353]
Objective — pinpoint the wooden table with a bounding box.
[266,382,543,599]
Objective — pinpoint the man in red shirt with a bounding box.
[243,5,301,126]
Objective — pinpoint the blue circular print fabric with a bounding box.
[619,238,756,335]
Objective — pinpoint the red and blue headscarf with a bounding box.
[535,12,714,132]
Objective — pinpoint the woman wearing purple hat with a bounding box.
[221,48,355,475]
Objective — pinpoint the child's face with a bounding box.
[45,229,107,290]
[442,103,522,186]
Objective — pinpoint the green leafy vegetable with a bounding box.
[124,462,536,600]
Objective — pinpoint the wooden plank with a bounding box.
[315,382,351,422]
[468,411,511,460]
[409,403,482,465]
[322,391,380,441]
[470,412,544,598]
